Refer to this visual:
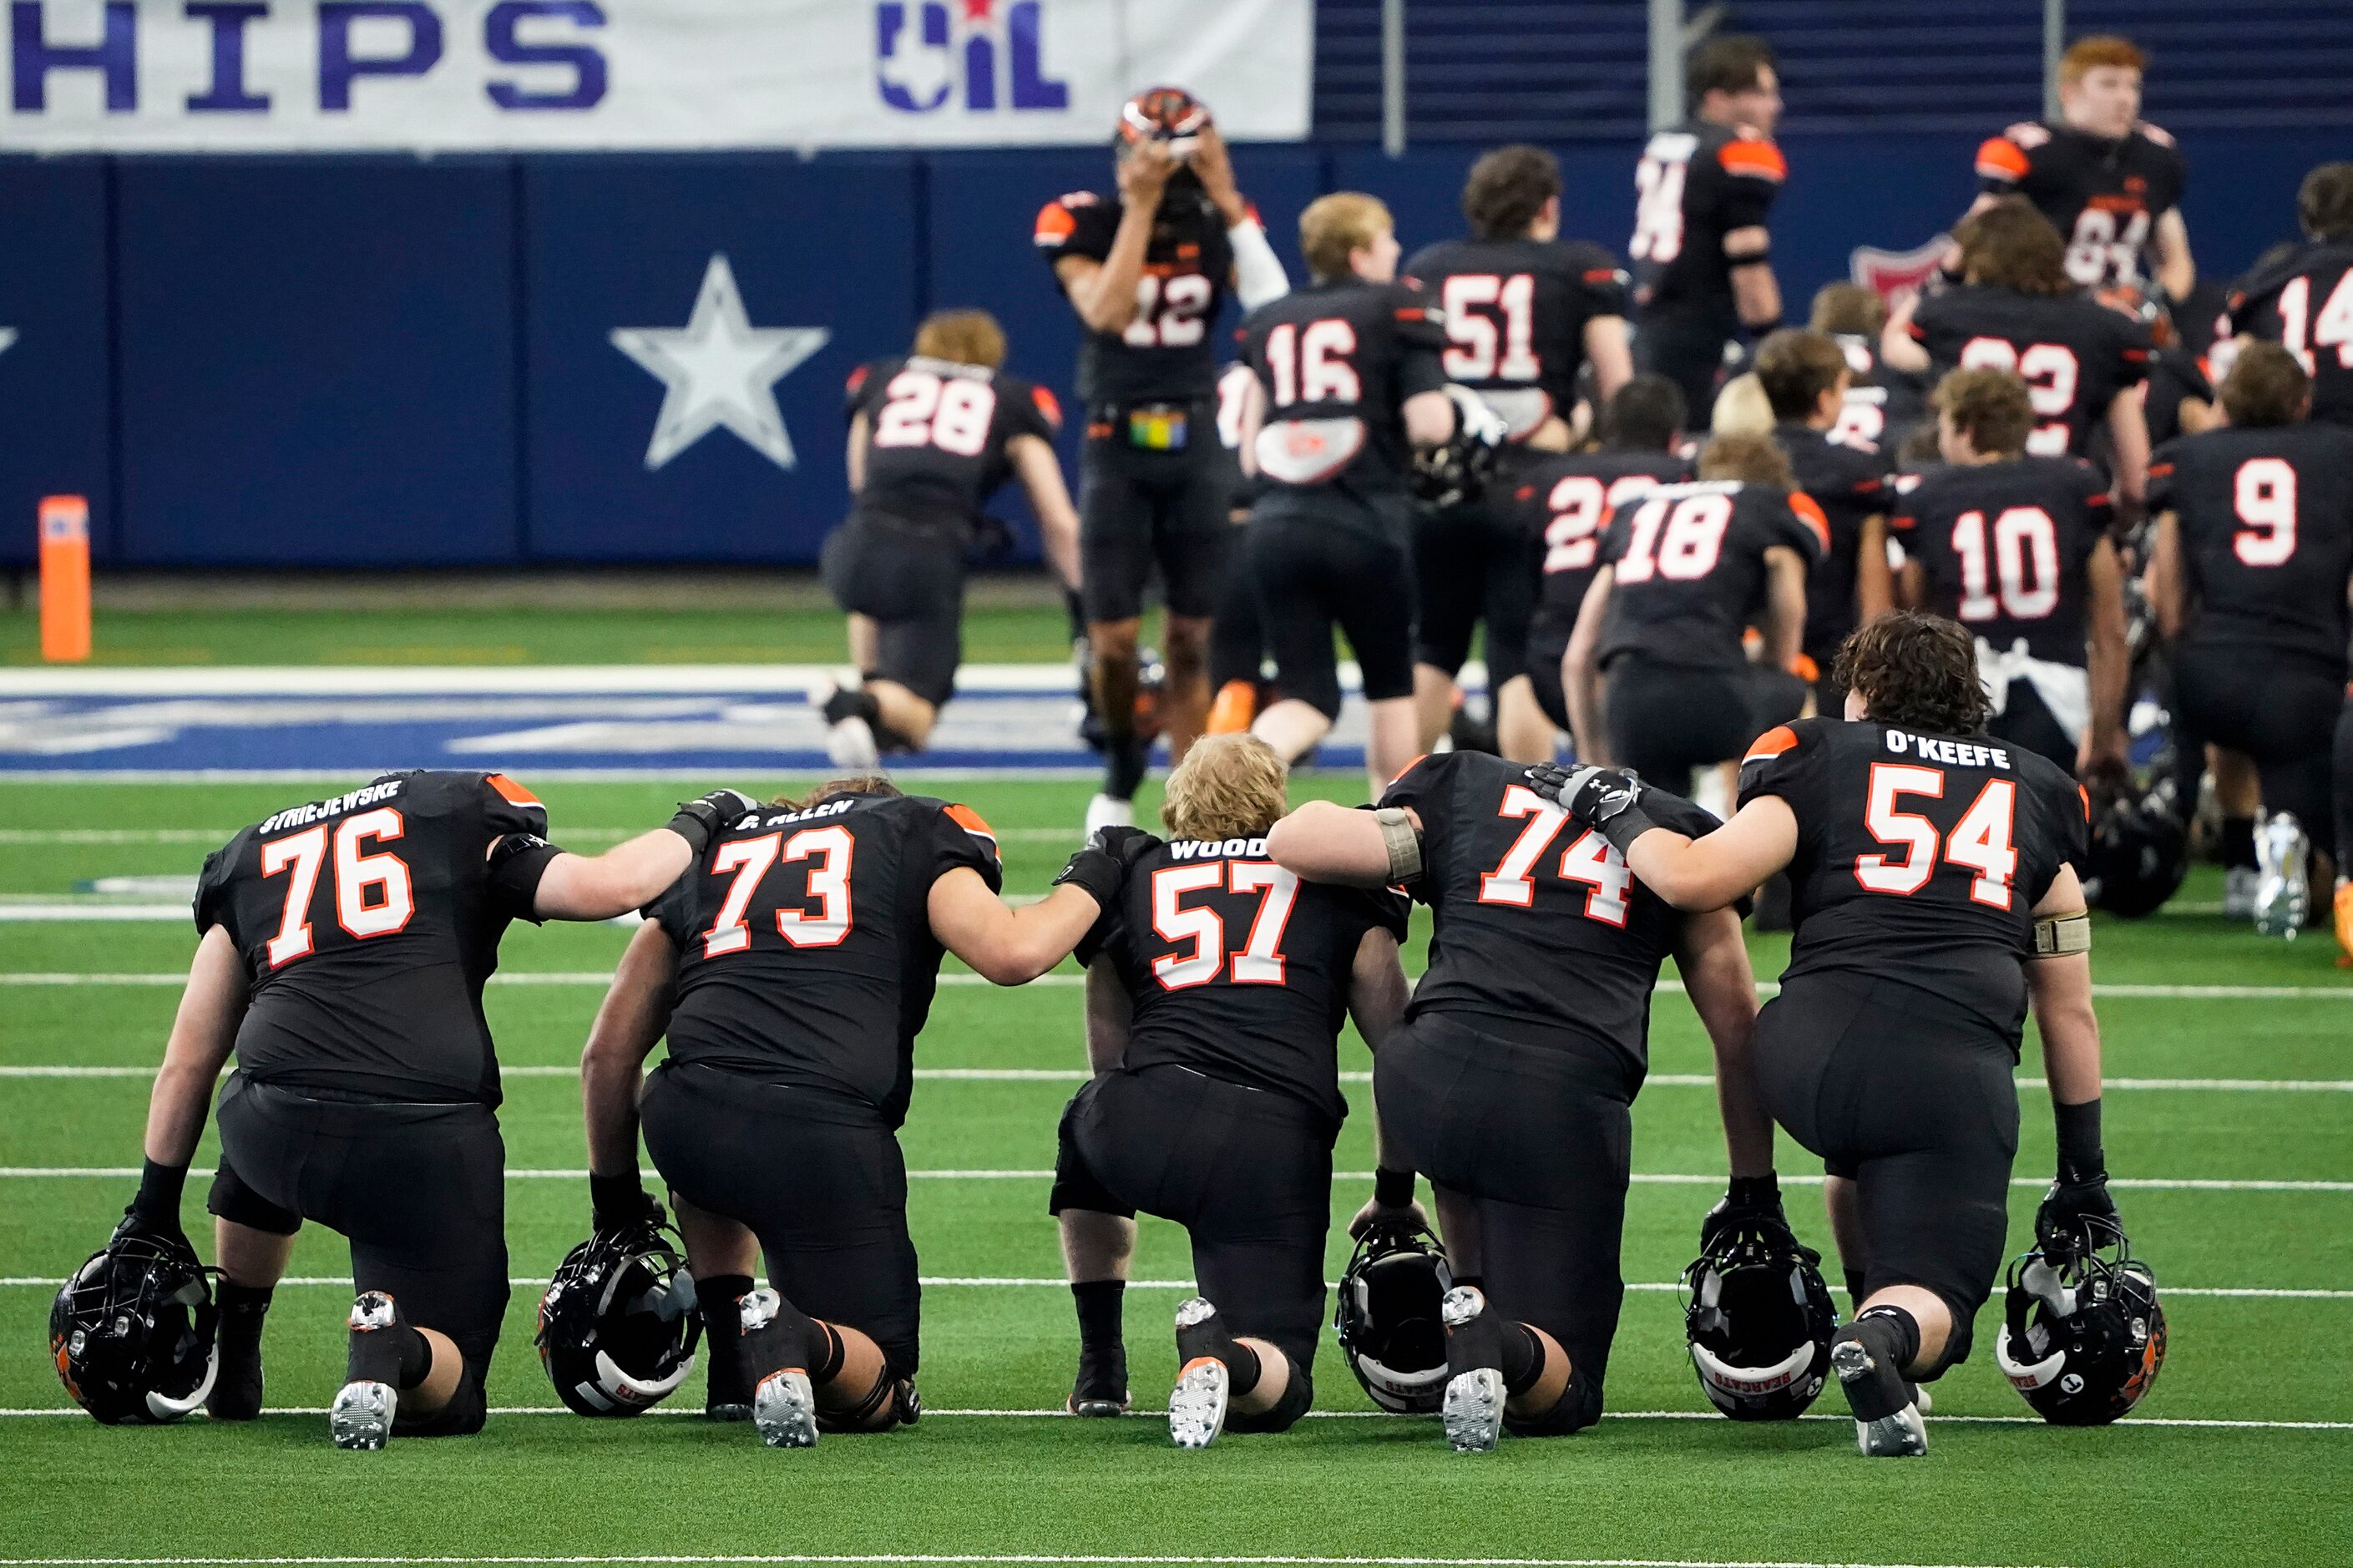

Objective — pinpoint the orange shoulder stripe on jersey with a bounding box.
[944,802,999,850]
[1789,490,1833,552]
[2078,785,2092,822]
[2147,461,2173,479]
[1890,512,1916,531]
[1975,137,2031,181]
[845,363,869,397]
[1386,753,1430,790]
[1718,139,1786,181]
[1789,652,1820,684]
[1033,201,1076,245]
[1031,384,1063,429]
[1744,726,1800,764]
[485,772,541,807]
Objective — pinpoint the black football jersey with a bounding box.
[1035,188,1236,406]
[1381,749,1718,1085]
[1910,282,2155,458]
[2141,345,2214,449]
[1629,120,1784,320]
[1774,423,1893,665]
[641,789,1002,1128]
[845,355,1060,543]
[193,771,564,1106]
[2148,422,2353,670]
[1507,448,1693,625]
[1236,277,1449,515]
[1891,455,2111,666]
[1909,285,2151,459]
[1079,833,1409,1128]
[1402,236,1631,438]
[2226,238,2353,431]
[1738,717,2087,1037]
[1829,333,1930,453]
[1975,120,2188,289]
[1596,479,1827,670]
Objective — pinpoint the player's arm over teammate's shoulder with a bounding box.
[929,807,1141,985]
[519,781,761,923]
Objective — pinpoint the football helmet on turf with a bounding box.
[50,1230,220,1424]
[1996,1214,2166,1426]
[1683,1222,1839,1420]
[536,1218,701,1416]
[2084,772,2190,919]
[1333,1218,1453,1413]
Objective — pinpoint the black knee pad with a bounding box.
[1223,1361,1313,1434]
[205,1161,301,1236]
[1502,1368,1603,1438]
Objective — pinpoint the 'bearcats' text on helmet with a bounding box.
[1333,1219,1453,1413]
[50,1232,219,1424]
[537,1219,702,1417]
[1683,1222,1839,1420]
[1996,1215,2167,1425]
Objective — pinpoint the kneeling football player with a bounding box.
[109,771,734,1448]
[1050,734,1414,1444]
[580,776,1127,1444]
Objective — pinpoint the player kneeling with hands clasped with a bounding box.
[1526,609,2157,1456]
[577,776,1130,1447]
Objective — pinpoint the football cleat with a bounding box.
[1084,793,1135,837]
[49,1229,219,1425]
[2254,811,2310,938]
[206,1292,267,1422]
[1068,1344,1129,1418]
[1168,1297,1230,1449]
[812,680,882,771]
[1439,1286,1505,1454]
[752,1368,818,1449]
[536,1216,701,1418]
[1829,1318,1927,1458]
[1333,1218,1452,1414]
[330,1378,396,1451]
[2223,864,2261,922]
[1996,1214,2166,1426]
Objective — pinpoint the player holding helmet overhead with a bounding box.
[819,309,1080,766]
[1404,144,1635,762]
[579,777,1127,1445]
[1890,367,2131,778]
[2224,162,2353,431]
[1884,200,2153,508]
[2147,341,2353,943]
[1045,735,1412,1444]
[1232,192,1461,797]
[1528,610,2122,1458]
[1267,749,1778,1452]
[1968,35,2193,300]
[1035,88,1292,836]
[76,773,736,1447]
[1629,35,1789,422]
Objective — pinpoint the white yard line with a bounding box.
[1,1166,2343,1191]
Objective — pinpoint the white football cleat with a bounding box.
[2255,812,2310,938]
[1084,793,1135,837]
[1439,1286,1505,1454]
[1830,1336,1927,1458]
[2222,864,2260,921]
[752,1368,818,1449]
[329,1379,395,1451]
[1168,1356,1230,1449]
[809,680,881,770]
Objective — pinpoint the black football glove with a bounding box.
[1524,763,1657,854]
[2035,1174,2119,1265]
[1699,1173,1795,1256]
[1054,827,1156,908]
[110,1206,192,1259]
[666,788,762,856]
[590,1173,663,1236]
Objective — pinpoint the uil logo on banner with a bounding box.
[875,0,1068,114]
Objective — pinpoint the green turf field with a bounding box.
[3,776,2350,1568]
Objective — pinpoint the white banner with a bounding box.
[0,0,1311,150]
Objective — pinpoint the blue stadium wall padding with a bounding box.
[0,129,2320,572]
[0,158,114,569]
[520,152,922,564]
[114,155,520,567]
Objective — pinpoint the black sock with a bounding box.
[1857,1303,1923,1378]
[1071,1279,1126,1353]
[1106,736,1149,800]
[823,686,882,728]
[394,1326,433,1390]
[2224,816,2258,869]
[810,1320,847,1385]
[1499,1323,1545,1397]
[1224,1337,1263,1391]
[219,1279,274,1314]
[1450,1273,1483,1294]
[1846,1270,1870,1312]
[696,1274,754,1357]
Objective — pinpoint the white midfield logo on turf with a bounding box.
[610,255,830,473]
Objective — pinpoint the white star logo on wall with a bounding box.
[610,255,828,472]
